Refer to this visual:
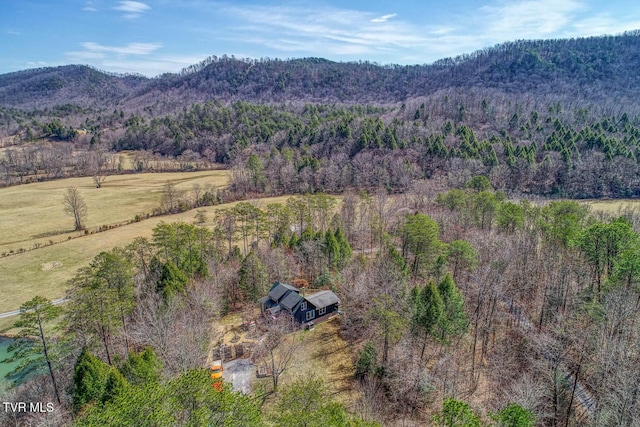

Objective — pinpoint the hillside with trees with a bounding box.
[3,90,640,199]
[3,31,640,426]
[4,188,640,426]
[2,32,640,199]
[2,31,640,109]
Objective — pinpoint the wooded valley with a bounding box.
[2,32,640,426]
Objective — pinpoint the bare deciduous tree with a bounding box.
[253,317,302,391]
[160,181,182,213]
[88,150,112,188]
[63,186,87,231]
[192,183,202,207]
[129,283,215,376]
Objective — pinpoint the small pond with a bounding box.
[0,336,18,384]
[0,336,38,386]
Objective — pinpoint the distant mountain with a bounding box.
[3,32,640,200]
[1,31,640,111]
[0,65,147,110]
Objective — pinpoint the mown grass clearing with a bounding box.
[257,319,359,410]
[0,195,295,315]
[288,319,358,406]
[0,317,16,334]
[0,170,228,255]
[583,199,640,216]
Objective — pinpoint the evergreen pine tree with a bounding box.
[157,261,188,300]
[301,225,315,242]
[239,251,268,302]
[334,226,352,268]
[437,273,468,342]
[72,348,111,412]
[324,229,340,268]
[414,281,443,359]
[288,233,299,248]
[355,341,378,379]
[101,368,130,404]
[120,347,161,385]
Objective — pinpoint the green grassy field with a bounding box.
[583,199,640,216]
[0,184,294,315]
[0,170,228,255]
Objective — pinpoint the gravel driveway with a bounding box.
[222,358,254,394]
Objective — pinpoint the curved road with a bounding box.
[0,298,69,319]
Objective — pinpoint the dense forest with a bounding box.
[3,31,640,426]
[3,92,640,199]
[2,32,640,198]
[5,188,640,426]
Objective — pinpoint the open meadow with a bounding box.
[0,173,297,317]
[283,319,359,406]
[0,170,228,255]
[583,198,640,216]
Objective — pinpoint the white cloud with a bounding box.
[114,1,150,19]
[457,0,640,55]
[115,0,150,13]
[66,50,106,61]
[66,42,162,69]
[65,40,207,76]
[570,14,640,37]
[208,1,640,65]
[6,29,21,36]
[479,0,585,40]
[96,54,210,76]
[27,61,54,67]
[81,42,162,55]
[220,5,431,59]
[429,26,456,36]
[371,13,397,23]
[219,3,577,63]
[82,0,98,11]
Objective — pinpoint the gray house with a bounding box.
[259,282,340,324]
[259,282,300,316]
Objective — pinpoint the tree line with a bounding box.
[4,84,640,200]
[7,93,637,199]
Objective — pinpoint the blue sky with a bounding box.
[2,0,640,77]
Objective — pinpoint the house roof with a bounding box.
[305,290,340,309]
[280,292,303,311]
[268,282,299,302]
[267,305,281,316]
[260,296,277,310]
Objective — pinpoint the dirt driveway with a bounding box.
[223,358,254,394]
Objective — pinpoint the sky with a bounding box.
[2,0,640,77]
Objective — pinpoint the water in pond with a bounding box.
[0,336,39,386]
[0,336,18,385]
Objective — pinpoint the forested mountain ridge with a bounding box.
[162,31,640,105]
[3,31,640,199]
[2,31,640,110]
[0,65,146,110]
